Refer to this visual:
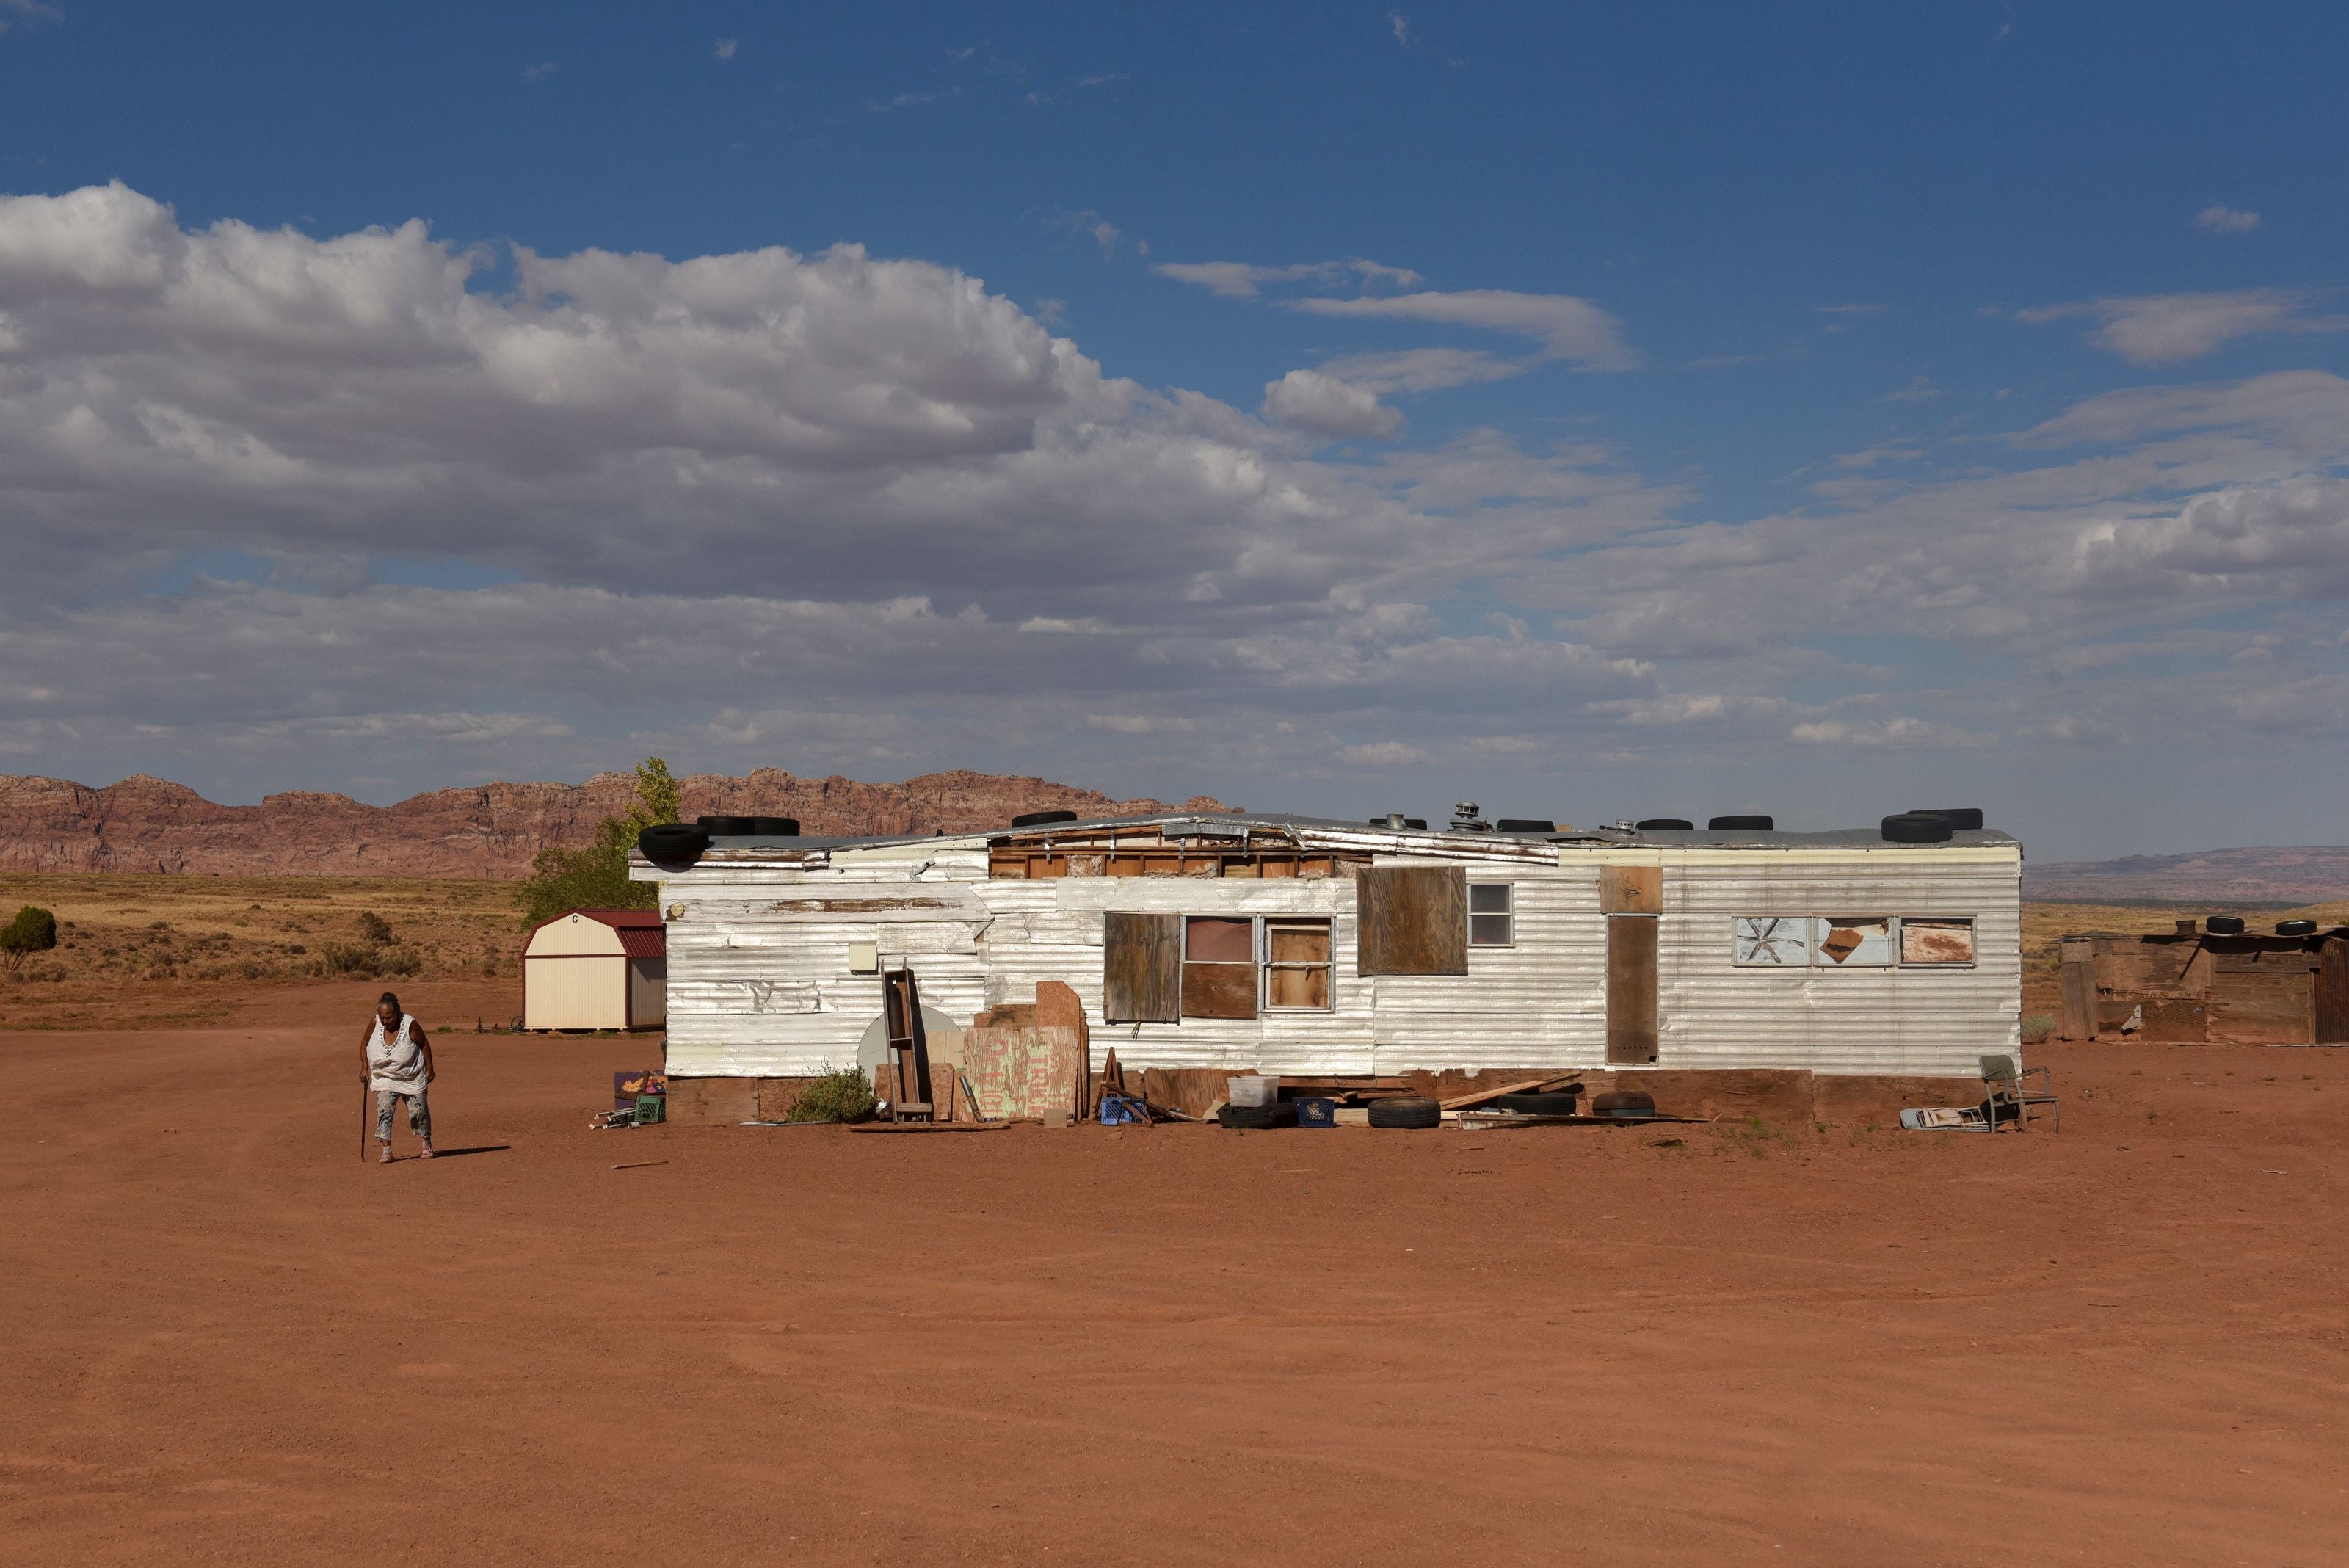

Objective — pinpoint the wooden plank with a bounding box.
[1102,911,1180,1023]
[2318,940,2349,1045]
[1356,865,1468,976]
[1598,865,1662,915]
[2060,940,2096,1040]
[1180,962,1257,1019]
[2207,972,2314,1044]
[1605,915,1659,1064]
[1437,1072,1580,1111]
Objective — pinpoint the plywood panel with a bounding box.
[1102,911,1180,1023]
[2207,972,2314,1044]
[2061,940,2096,1040]
[1181,962,1258,1020]
[1599,865,1662,915]
[1357,865,1467,976]
[2317,940,2349,1045]
[1606,915,1658,1064]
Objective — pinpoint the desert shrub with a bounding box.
[787,1067,877,1123]
[355,910,396,945]
[377,946,421,978]
[319,940,375,976]
[1,906,59,972]
[2020,1013,2055,1045]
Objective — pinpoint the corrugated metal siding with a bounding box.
[1653,848,2022,1077]
[646,841,2021,1080]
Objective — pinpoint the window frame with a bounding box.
[1467,882,1515,949]
[1731,915,1978,971]
[1261,916,1335,1012]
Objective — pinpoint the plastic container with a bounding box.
[634,1095,667,1125]
[1294,1096,1337,1128]
[1226,1076,1279,1108]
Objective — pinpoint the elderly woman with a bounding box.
[360,991,437,1162]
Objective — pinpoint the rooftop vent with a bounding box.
[1450,801,1490,832]
[1010,809,1079,829]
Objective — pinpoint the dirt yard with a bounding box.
[3,989,2342,1565]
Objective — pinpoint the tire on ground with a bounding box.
[1216,1103,1289,1129]
[1591,1089,1657,1118]
[1493,1090,1580,1115]
[1368,1095,1442,1129]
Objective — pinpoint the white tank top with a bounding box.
[367,1015,425,1092]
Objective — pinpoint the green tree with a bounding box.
[1,905,58,972]
[515,757,683,928]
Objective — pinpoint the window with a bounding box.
[1818,917,1892,966]
[1181,916,1257,1019]
[1733,915,1809,966]
[1264,918,1333,1009]
[1733,915,1972,968]
[1469,883,1514,947]
[1900,918,1975,965]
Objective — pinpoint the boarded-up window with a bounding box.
[1900,918,1975,966]
[1182,915,1257,1018]
[1103,911,1180,1023]
[1732,916,1809,965]
[1265,919,1332,1009]
[1818,917,1892,966]
[1357,865,1468,976]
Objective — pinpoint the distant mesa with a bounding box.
[0,770,1236,879]
[2024,844,2349,907]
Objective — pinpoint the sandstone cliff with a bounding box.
[0,770,1235,878]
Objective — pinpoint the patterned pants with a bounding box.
[375,1087,431,1144]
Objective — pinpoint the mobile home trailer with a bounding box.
[631,810,2019,1108]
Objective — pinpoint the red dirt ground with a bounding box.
[3,992,2345,1564]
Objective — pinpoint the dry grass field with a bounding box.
[0,874,527,1031]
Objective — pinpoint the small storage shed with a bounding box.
[523,909,667,1031]
[2059,920,2349,1044]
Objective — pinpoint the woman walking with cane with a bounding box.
[360,991,436,1163]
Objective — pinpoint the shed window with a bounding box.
[1818,917,1892,966]
[1468,884,1514,947]
[1185,917,1253,963]
[1900,918,1975,965]
[1264,919,1333,1009]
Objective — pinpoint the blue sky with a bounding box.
[1,2,2345,858]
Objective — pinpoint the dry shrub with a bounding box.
[2020,1013,2055,1045]
[787,1067,876,1123]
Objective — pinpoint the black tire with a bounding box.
[1708,814,1774,831]
[697,815,755,835]
[1216,1102,1291,1129]
[1404,818,1427,830]
[638,824,711,865]
[1494,1090,1579,1115]
[1881,813,1954,843]
[1636,818,1694,831]
[2276,919,2318,937]
[1496,818,1555,833]
[1011,809,1079,829]
[1368,1095,1442,1129]
[1591,1089,1656,1117]
[2204,915,2246,935]
[748,816,799,837]
[1910,807,1985,830]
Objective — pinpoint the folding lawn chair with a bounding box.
[1981,1053,2058,1133]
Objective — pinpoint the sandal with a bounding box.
[377,1146,396,1164]
[416,1145,436,1160]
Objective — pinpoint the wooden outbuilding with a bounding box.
[522,908,667,1031]
[2059,920,2349,1045]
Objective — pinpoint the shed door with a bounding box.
[1606,915,1659,1064]
[2317,940,2349,1045]
[1103,912,1180,1023]
[1357,866,1468,976]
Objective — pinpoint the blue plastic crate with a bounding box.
[1294,1096,1337,1128]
